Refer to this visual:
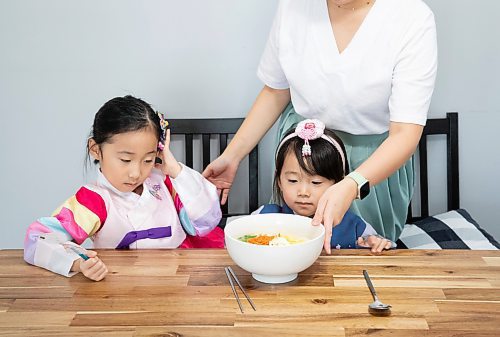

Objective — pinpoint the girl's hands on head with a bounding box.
[157,129,182,178]
[202,152,240,205]
[312,178,358,254]
[72,250,108,281]
[356,236,393,253]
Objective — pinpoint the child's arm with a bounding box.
[24,186,107,277]
[167,164,222,236]
[157,129,222,236]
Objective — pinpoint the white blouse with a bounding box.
[257,0,438,135]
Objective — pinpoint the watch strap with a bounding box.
[346,171,369,199]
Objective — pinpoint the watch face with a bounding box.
[359,182,370,199]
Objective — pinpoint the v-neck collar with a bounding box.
[315,0,381,65]
[96,168,146,202]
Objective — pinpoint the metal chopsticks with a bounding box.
[224,266,256,313]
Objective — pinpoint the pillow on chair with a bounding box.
[397,209,499,249]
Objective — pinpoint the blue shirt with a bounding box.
[256,203,377,249]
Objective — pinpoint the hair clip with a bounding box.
[276,119,346,170]
[155,110,169,144]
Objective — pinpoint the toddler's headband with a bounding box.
[276,119,346,170]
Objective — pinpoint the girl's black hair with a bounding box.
[273,127,349,204]
[85,95,162,166]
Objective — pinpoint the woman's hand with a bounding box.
[312,177,358,254]
[157,129,182,178]
[201,86,289,205]
[356,236,393,253]
[71,250,108,281]
[202,153,240,205]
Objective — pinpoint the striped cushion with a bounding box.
[397,209,499,250]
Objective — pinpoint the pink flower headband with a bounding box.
[277,119,346,170]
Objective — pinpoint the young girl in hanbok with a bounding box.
[24,95,223,281]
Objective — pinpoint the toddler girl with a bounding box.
[254,119,394,253]
[24,95,223,281]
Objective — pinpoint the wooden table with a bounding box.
[1,249,499,336]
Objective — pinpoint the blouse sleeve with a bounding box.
[257,0,290,90]
[23,186,107,277]
[389,8,438,125]
[167,163,222,237]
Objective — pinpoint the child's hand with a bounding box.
[71,250,108,281]
[156,129,182,178]
[356,235,393,253]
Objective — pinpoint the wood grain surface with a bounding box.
[1,249,499,336]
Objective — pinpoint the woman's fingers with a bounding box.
[204,164,231,201]
[220,188,229,205]
[202,154,241,206]
[312,195,331,254]
[315,196,341,254]
[322,202,334,255]
[202,168,212,180]
[311,196,325,227]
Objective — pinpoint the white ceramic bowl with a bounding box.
[224,213,325,284]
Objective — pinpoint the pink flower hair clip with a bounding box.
[277,119,346,170]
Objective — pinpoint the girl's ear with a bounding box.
[88,138,101,161]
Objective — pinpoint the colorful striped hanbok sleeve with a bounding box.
[165,164,222,237]
[24,186,107,277]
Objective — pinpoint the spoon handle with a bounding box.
[363,270,379,301]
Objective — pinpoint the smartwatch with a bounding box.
[346,171,370,200]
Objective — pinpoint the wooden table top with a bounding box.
[1,249,499,336]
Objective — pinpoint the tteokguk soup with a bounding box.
[238,233,304,246]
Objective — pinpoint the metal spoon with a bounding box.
[363,270,391,316]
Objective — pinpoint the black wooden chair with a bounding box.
[407,112,459,222]
[168,118,259,222]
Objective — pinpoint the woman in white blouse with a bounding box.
[203,0,437,253]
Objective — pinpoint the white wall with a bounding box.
[0,0,498,248]
[426,0,500,238]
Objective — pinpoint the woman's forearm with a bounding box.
[225,85,291,161]
[355,122,424,185]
